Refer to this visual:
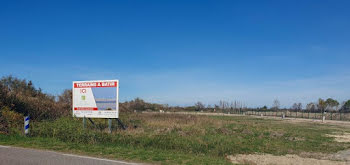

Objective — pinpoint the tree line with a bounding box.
[1,75,350,123]
[192,98,350,113]
[273,98,350,112]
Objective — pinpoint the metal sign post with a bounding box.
[83,117,86,129]
[108,119,112,133]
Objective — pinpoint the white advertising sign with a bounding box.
[72,80,119,118]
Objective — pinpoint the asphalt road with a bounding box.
[0,145,140,165]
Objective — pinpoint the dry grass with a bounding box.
[3,112,350,164]
[326,133,350,143]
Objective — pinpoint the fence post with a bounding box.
[302,111,304,118]
[322,112,326,122]
[24,116,30,136]
[315,112,316,119]
[331,112,333,120]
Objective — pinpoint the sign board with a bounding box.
[72,80,119,118]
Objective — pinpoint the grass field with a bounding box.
[1,113,350,164]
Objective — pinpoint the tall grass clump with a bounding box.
[31,117,113,144]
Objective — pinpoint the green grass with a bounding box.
[0,134,227,164]
[0,113,349,164]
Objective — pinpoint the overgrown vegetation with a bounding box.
[1,113,350,164]
[1,75,350,164]
[0,76,70,121]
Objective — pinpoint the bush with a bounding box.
[0,106,24,134]
[0,76,71,121]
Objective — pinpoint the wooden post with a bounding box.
[302,111,304,118]
[331,112,333,120]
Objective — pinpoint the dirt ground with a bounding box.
[227,153,349,165]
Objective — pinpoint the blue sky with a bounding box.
[1,0,349,108]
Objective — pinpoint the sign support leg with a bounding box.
[115,118,126,130]
[108,119,112,133]
[87,118,99,130]
[83,117,86,129]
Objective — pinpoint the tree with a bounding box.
[292,103,302,110]
[57,89,72,116]
[341,100,350,112]
[128,98,146,111]
[273,99,280,110]
[195,101,205,111]
[317,98,327,113]
[292,103,298,110]
[219,100,229,110]
[306,102,316,112]
[325,98,339,111]
[207,104,212,109]
[297,103,302,111]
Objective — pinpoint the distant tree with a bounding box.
[214,104,220,109]
[292,103,302,111]
[306,102,316,112]
[317,98,327,113]
[229,101,237,113]
[219,100,229,110]
[297,103,302,111]
[292,103,298,110]
[341,100,350,112]
[273,99,280,110]
[163,104,169,111]
[207,104,212,109]
[58,89,72,105]
[325,98,339,111]
[57,89,72,116]
[128,98,146,111]
[195,101,205,111]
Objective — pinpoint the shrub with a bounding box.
[0,76,70,121]
[0,106,24,134]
